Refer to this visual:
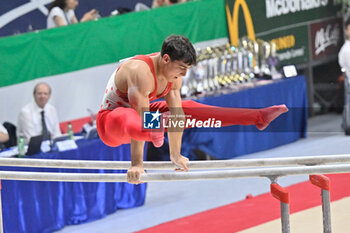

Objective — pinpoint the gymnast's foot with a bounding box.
[256,104,289,130]
[151,129,164,148]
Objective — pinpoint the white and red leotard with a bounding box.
[96,54,288,147]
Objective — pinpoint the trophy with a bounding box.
[196,47,213,95]
[191,47,210,96]
[223,43,234,85]
[230,46,241,83]
[216,47,231,87]
[180,67,193,97]
[180,47,202,97]
[211,47,221,87]
[205,47,214,92]
[206,60,215,92]
[225,44,237,84]
[257,39,271,77]
[206,47,220,91]
[267,41,282,79]
[187,67,198,97]
[250,40,260,76]
[221,45,234,86]
[244,38,256,80]
[239,37,255,81]
[247,50,255,80]
[181,47,204,97]
[236,43,247,83]
[184,40,272,97]
[196,60,207,95]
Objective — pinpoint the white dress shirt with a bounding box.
[338,40,350,78]
[17,102,62,142]
[0,124,8,135]
[47,7,75,29]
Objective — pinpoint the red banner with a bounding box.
[310,18,344,61]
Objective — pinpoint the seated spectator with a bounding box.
[154,0,188,7]
[135,0,188,11]
[47,0,99,29]
[0,124,9,144]
[17,83,62,143]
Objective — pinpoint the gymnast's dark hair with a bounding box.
[49,0,67,11]
[161,35,197,66]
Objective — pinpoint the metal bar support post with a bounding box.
[309,175,332,233]
[271,183,290,233]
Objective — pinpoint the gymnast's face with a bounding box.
[162,54,191,81]
[34,84,51,109]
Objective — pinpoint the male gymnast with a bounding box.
[96,35,288,184]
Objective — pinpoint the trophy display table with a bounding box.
[179,75,308,160]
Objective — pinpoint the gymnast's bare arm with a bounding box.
[164,77,189,171]
[118,61,154,184]
[0,132,9,143]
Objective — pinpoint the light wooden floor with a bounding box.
[239,197,350,233]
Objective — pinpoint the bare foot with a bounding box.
[256,104,288,130]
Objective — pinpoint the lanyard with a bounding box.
[63,11,71,25]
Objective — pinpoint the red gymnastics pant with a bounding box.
[96,100,286,147]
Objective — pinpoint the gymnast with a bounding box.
[96,35,288,184]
